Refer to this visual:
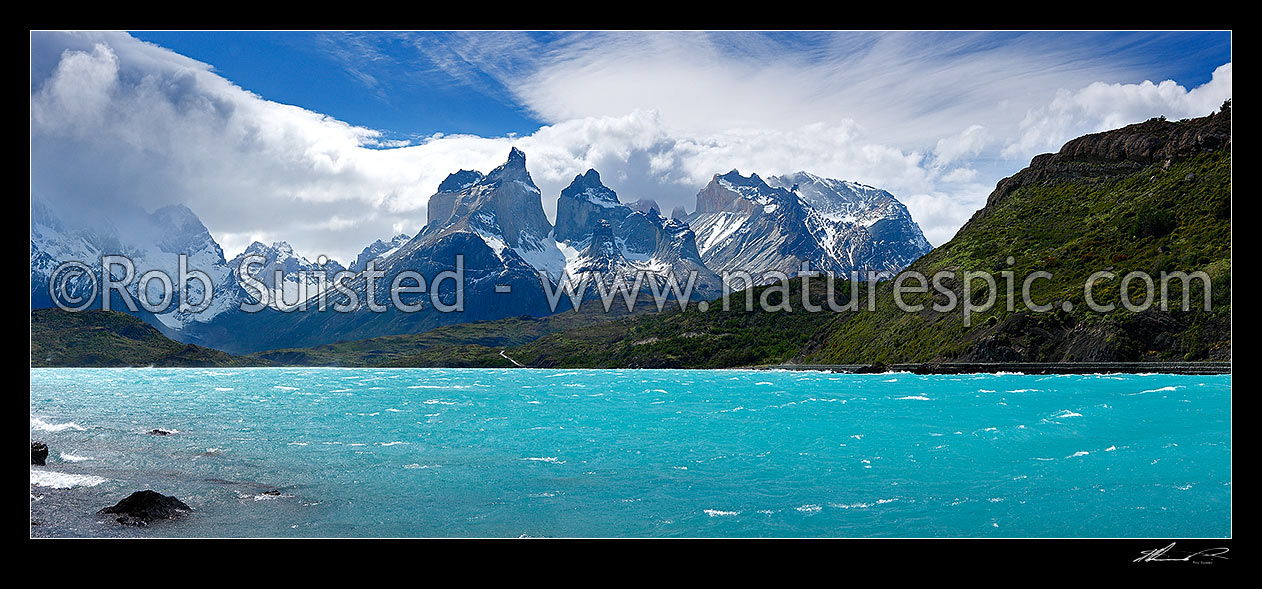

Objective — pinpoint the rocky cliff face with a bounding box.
[554,169,622,245]
[687,171,813,280]
[423,147,552,252]
[305,148,559,333]
[551,169,721,297]
[426,170,482,227]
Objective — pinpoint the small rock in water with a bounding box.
[98,490,191,526]
[149,429,173,436]
[32,442,49,466]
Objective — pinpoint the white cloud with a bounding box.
[506,32,1148,148]
[940,167,979,184]
[31,32,491,262]
[901,188,991,246]
[933,125,990,166]
[30,32,1231,262]
[1003,63,1232,158]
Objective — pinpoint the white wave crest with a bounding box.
[31,417,86,432]
[30,469,107,488]
[522,456,565,464]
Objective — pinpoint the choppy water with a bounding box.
[30,368,1230,537]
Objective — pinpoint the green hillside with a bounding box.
[240,292,671,367]
[31,309,244,367]
[245,315,559,367]
[511,277,846,368]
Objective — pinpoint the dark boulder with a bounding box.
[32,442,49,466]
[98,490,191,526]
[148,429,173,436]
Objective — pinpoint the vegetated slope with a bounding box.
[509,276,848,368]
[245,293,666,367]
[31,309,244,367]
[803,107,1231,364]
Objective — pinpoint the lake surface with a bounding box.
[30,368,1231,538]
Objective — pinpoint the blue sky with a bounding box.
[130,31,546,139]
[129,31,1230,140]
[34,31,1232,262]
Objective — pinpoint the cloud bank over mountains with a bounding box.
[30,31,1231,263]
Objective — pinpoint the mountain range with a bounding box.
[31,147,933,353]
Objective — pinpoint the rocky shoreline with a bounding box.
[32,439,193,532]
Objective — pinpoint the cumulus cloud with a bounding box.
[933,125,990,166]
[31,32,498,262]
[30,31,1231,261]
[1003,63,1233,158]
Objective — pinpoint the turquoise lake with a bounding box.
[29,368,1231,538]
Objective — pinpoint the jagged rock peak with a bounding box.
[438,170,483,193]
[578,168,601,184]
[493,147,528,174]
[696,169,794,214]
[561,168,620,206]
[477,147,534,187]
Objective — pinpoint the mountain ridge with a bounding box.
[33,147,934,354]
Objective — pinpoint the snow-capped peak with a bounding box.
[348,233,412,273]
[561,169,621,208]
